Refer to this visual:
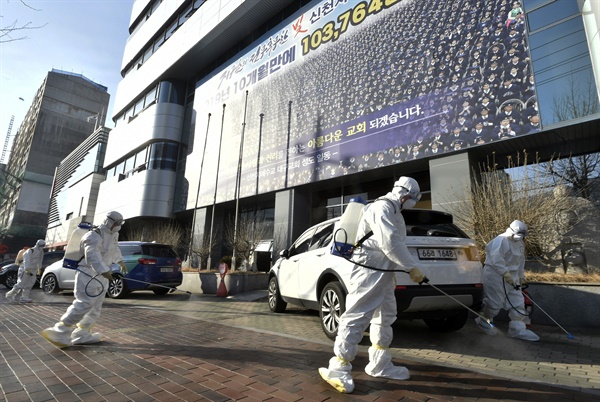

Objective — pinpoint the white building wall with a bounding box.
[104,103,185,166]
[113,0,244,116]
[95,169,177,223]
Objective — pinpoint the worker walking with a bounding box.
[319,177,425,393]
[475,220,539,341]
[6,240,45,303]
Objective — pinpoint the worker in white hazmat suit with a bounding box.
[319,177,425,393]
[475,220,539,341]
[42,211,127,348]
[6,240,45,303]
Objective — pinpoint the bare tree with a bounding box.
[123,220,185,255]
[1,1,46,43]
[546,74,600,202]
[552,75,600,122]
[224,211,272,271]
[190,231,217,270]
[448,151,590,269]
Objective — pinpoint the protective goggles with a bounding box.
[399,185,422,202]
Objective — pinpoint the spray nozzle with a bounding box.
[419,276,430,285]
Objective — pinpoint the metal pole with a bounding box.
[188,113,211,267]
[232,91,249,271]
[256,113,264,195]
[207,104,226,271]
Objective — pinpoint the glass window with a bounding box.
[179,4,192,25]
[194,0,206,10]
[142,46,153,64]
[125,106,134,121]
[124,154,135,174]
[527,1,579,32]
[309,222,335,251]
[529,16,597,125]
[149,142,179,171]
[153,34,165,51]
[146,86,158,105]
[165,20,178,40]
[133,97,145,115]
[135,148,147,168]
[289,227,316,256]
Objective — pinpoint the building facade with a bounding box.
[98,0,600,267]
[0,69,109,255]
[44,127,110,250]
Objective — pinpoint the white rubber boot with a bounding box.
[41,322,73,348]
[5,288,17,301]
[365,345,410,380]
[508,320,539,341]
[71,324,103,345]
[318,357,355,393]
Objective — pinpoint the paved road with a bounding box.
[1,288,599,401]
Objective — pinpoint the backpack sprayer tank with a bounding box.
[331,197,366,258]
[63,222,93,269]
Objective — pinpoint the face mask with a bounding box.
[511,233,524,241]
[111,224,122,233]
[402,198,418,210]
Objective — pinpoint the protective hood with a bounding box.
[102,211,124,233]
[35,239,46,248]
[391,176,421,209]
[506,220,528,241]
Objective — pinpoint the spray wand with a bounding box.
[518,288,574,340]
[333,229,496,331]
[121,277,192,295]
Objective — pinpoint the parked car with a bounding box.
[267,209,483,340]
[0,251,65,289]
[41,241,182,298]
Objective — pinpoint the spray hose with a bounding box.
[333,228,427,281]
[73,269,192,297]
[332,227,496,328]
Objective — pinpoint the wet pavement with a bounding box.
[1,287,599,401]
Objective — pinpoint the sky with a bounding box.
[0,0,133,164]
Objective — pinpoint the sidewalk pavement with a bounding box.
[1,288,599,401]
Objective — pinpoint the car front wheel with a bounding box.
[268,276,287,313]
[42,274,61,294]
[423,309,469,332]
[4,272,17,289]
[107,275,129,299]
[319,281,346,340]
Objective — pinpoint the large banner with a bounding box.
[186,0,538,208]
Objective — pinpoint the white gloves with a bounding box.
[118,261,128,275]
[502,271,515,286]
[409,268,424,284]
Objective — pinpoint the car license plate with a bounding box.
[160,267,173,273]
[417,248,457,260]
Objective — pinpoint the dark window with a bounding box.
[149,142,179,171]
[141,245,178,258]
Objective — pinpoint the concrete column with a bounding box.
[273,188,311,256]
[429,153,474,214]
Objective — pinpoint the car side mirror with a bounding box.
[280,249,289,259]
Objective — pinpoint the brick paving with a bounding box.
[1,288,599,401]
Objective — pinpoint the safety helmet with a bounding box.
[103,211,124,232]
[35,239,46,248]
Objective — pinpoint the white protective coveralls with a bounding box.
[319,177,425,393]
[6,240,45,302]
[475,220,539,341]
[42,212,125,348]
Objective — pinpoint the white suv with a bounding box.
[268,209,483,340]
